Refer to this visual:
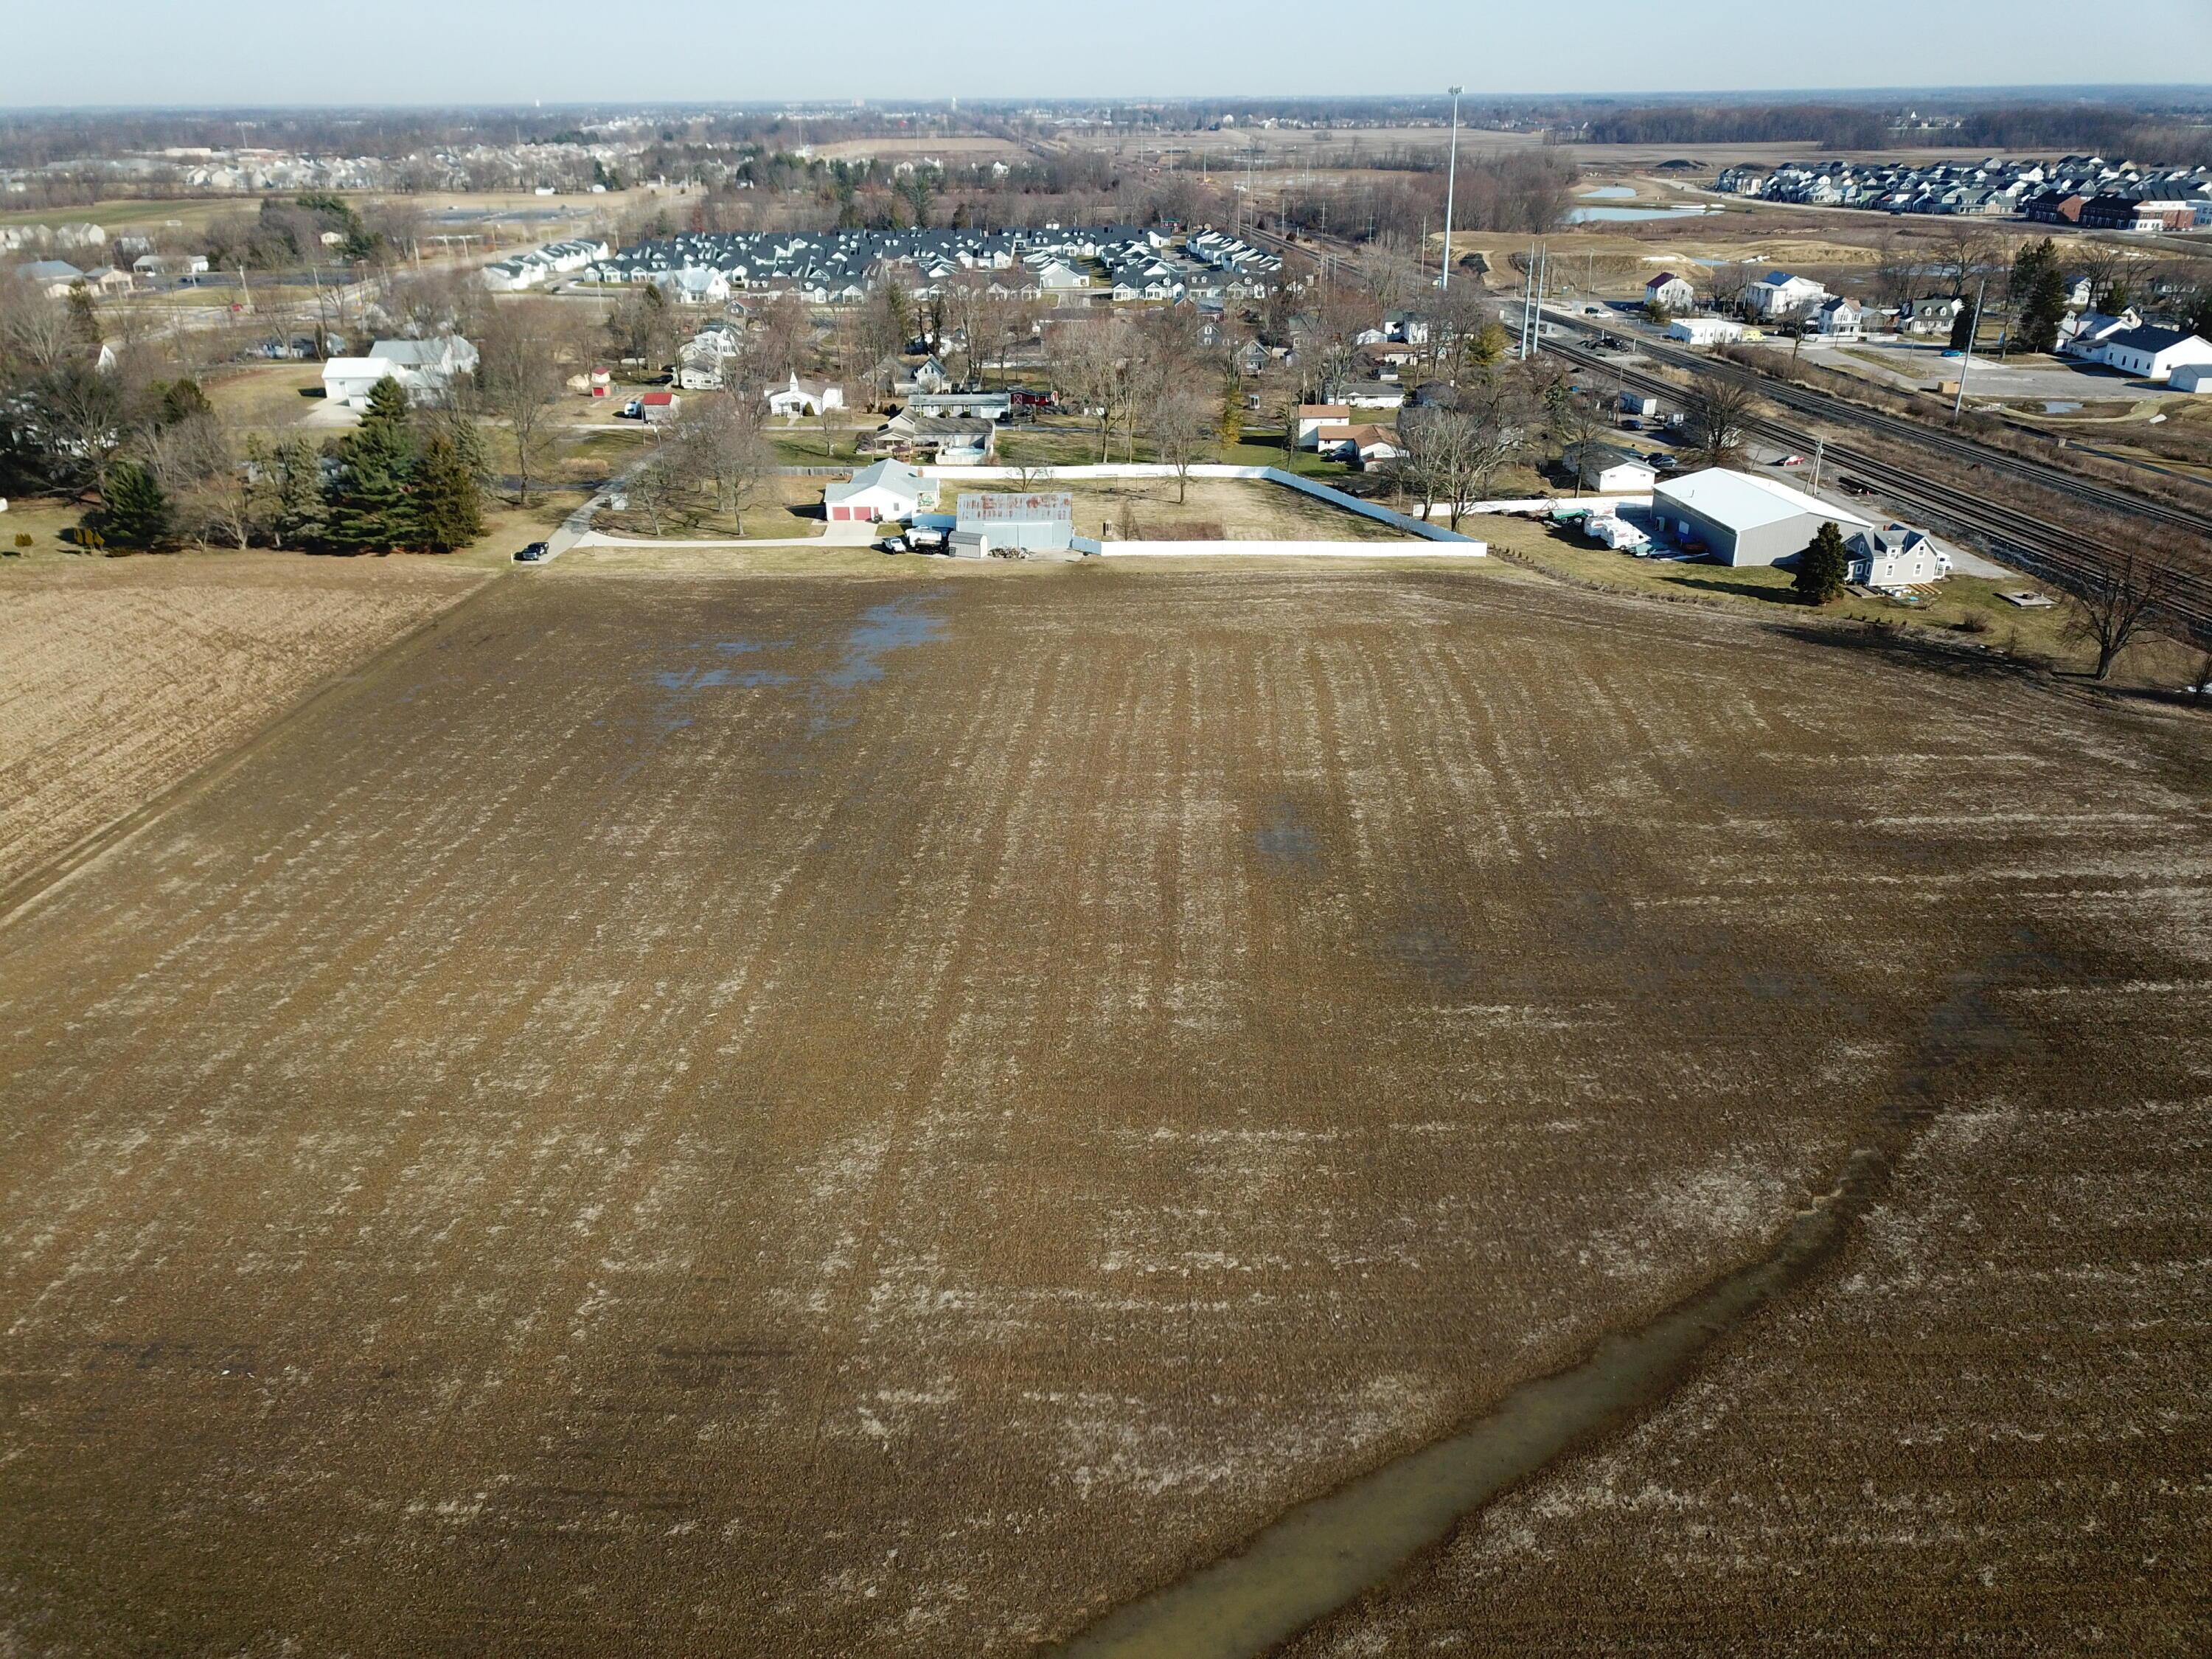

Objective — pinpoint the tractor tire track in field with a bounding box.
[1055,935,2062,1659]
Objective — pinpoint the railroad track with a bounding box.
[1555,341,2212,639]
[1565,318,2212,540]
[1249,224,2211,636]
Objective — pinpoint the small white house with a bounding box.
[1667,316,1745,347]
[766,372,844,417]
[1898,296,1966,337]
[1645,271,1697,312]
[1811,296,1864,341]
[1566,443,1658,494]
[824,459,926,523]
[1295,403,1352,448]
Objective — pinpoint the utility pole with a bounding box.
[1952,275,1987,422]
[1439,86,1462,291]
[1809,436,1825,498]
[1520,240,1535,358]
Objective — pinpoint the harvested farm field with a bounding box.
[0,551,490,894]
[1,560,2208,1656]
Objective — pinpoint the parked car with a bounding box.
[877,535,909,554]
[1778,454,1806,467]
[1645,452,1680,470]
[514,541,549,563]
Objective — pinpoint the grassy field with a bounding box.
[0,558,2206,1654]
[1054,476,1413,542]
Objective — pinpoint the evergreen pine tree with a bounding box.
[1792,521,1850,605]
[412,431,484,552]
[1947,299,1979,353]
[324,378,418,553]
[101,461,171,551]
[273,437,326,549]
[2010,239,2070,355]
[359,374,414,435]
[66,282,100,347]
[158,378,213,425]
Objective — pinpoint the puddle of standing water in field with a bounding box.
[1056,1172,1871,1659]
[1253,801,1320,869]
[823,597,948,689]
[1052,940,2051,1659]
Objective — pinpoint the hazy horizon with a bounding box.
[5,0,2209,109]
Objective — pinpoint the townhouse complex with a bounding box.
[582,224,1284,305]
[1715,155,2212,227]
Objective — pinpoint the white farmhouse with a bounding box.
[1644,271,1697,312]
[321,335,478,408]
[1743,271,1828,321]
[1845,524,1947,588]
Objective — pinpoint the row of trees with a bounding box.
[89,377,484,554]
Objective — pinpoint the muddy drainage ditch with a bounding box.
[1054,945,2044,1659]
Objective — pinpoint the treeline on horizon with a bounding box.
[6,96,2211,187]
[1576,101,2212,164]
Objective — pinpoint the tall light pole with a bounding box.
[1439,86,1463,291]
[1952,275,1988,422]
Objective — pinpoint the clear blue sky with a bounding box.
[5,0,2210,107]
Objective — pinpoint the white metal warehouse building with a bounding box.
[1653,469,1872,567]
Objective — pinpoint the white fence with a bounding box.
[1416,493,1655,518]
[1097,540,1486,559]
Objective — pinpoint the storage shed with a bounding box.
[951,492,1077,557]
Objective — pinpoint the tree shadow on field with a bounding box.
[1669,574,1805,606]
[1768,619,2057,686]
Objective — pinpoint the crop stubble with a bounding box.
[0,552,490,893]
[0,562,2205,1655]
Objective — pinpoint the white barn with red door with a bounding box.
[823,459,928,523]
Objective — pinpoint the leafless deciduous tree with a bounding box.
[1400,377,1528,529]
[1871,233,1925,316]
[1680,375,1759,468]
[140,409,241,548]
[667,392,773,532]
[1930,223,2002,299]
[1705,262,1759,319]
[473,298,571,506]
[2067,549,2171,681]
[1054,317,1142,463]
[1149,384,1210,504]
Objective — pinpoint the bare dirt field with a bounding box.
[0,562,2207,1656]
[1287,967,2212,1656]
[0,551,490,893]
